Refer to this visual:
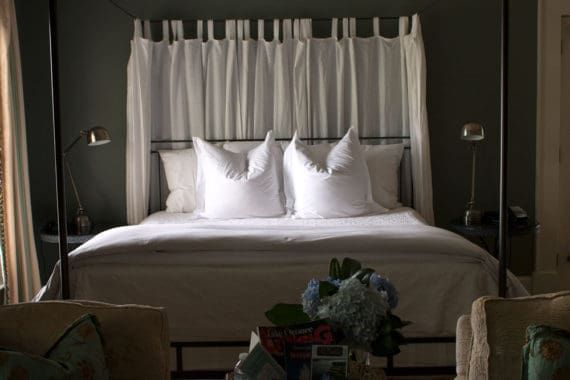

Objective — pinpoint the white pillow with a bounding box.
[283,127,385,218]
[362,144,405,209]
[158,149,197,213]
[194,131,285,218]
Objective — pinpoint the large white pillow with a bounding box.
[362,144,405,209]
[283,127,385,218]
[194,131,285,218]
[158,149,197,213]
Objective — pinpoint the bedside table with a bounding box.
[449,218,539,257]
[40,230,96,245]
[38,224,108,284]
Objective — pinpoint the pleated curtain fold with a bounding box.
[126,15,434,225]
[0,0,41,303]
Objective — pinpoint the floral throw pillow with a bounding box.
[0,313,109,380]
[521,324,570,380]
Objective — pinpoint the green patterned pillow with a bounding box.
[521,324,570,380]
[0,313,109,379]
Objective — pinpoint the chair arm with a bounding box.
[455,314,472,380]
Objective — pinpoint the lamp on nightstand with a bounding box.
[64,126,111,235]
[461,122,485,226]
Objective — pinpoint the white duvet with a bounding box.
[37,208,527,345]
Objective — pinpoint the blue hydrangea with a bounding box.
[302,279,321,318]
[316,277,389,349]
[369,273,398,309]
[301,278,342,319]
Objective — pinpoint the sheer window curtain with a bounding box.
[0,0,41,303]
[127,15,434,225]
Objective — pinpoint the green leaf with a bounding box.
[370,329,407,357]
[265,303,311,326]
[340,257,362,279]
[319,281,338,298]
[329,258,341,279]
[386,312,412,329]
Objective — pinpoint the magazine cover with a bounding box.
[257,320,335,368]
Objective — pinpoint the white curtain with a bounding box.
[127,15,434,225]
[0,0,41,303]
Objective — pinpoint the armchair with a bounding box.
[456,291,570,379]
[0,300,170,379]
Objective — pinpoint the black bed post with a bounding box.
[498,0,509,297]
[48,0,70,299]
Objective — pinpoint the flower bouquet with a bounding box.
[265,257,410,358]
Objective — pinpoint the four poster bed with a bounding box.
[42,4,522,378]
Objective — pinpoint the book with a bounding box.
[239,331,286,380]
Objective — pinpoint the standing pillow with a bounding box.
[362,144,405,209]
[159,149,197,212]
[194,131,285,218]
[283,127,385,218]
[0,314,109,379]
[521,324,570,380]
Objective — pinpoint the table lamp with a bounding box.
[461,122,485,226]
[64,126,111,234]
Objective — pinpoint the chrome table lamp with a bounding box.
[64,126,111,234]
[461,122,485,226]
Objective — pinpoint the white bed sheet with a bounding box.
[37,207,527,349]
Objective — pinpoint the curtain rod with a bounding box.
[142,16,402,23]
[108,0,443,22]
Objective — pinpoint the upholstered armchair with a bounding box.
[456,291,570,379]
[0,300,170,379]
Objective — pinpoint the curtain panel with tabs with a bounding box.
[126,15,434,224]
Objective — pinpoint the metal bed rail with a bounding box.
[170,336,456,379]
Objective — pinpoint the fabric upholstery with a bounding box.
[455,314,472,379]
[0,300,169,380]
[455,291,570,380]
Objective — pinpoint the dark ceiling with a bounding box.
[111,0,437,20]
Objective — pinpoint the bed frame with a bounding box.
[48,0,512,377]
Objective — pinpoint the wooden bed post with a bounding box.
[498,0,509,298]
[48,0,70,299]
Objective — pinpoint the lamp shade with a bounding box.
[460,122,485,141]
[87,126,111,146]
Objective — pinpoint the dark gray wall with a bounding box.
[15,0,537,282]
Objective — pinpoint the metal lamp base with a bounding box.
[464,208,483,226]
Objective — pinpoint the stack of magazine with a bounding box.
[238,320,349,380]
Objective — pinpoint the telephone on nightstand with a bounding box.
[483,206,528,226]
[508,206,528,225]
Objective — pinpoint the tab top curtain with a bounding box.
[126,15,434,225]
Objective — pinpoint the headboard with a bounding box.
[148,136,412,214]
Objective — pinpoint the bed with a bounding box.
[36,206,528,371]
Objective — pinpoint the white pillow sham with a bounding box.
[362,144,405,209]
[194,131,285,218]
[158,149,197,213]
[283,127,384,218]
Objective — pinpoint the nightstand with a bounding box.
[38,223,107,284]
[449,218,539,257]
[40,229,96,245]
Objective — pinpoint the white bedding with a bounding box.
[37,207,527,350]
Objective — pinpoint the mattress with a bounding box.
[36,208,527,369]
